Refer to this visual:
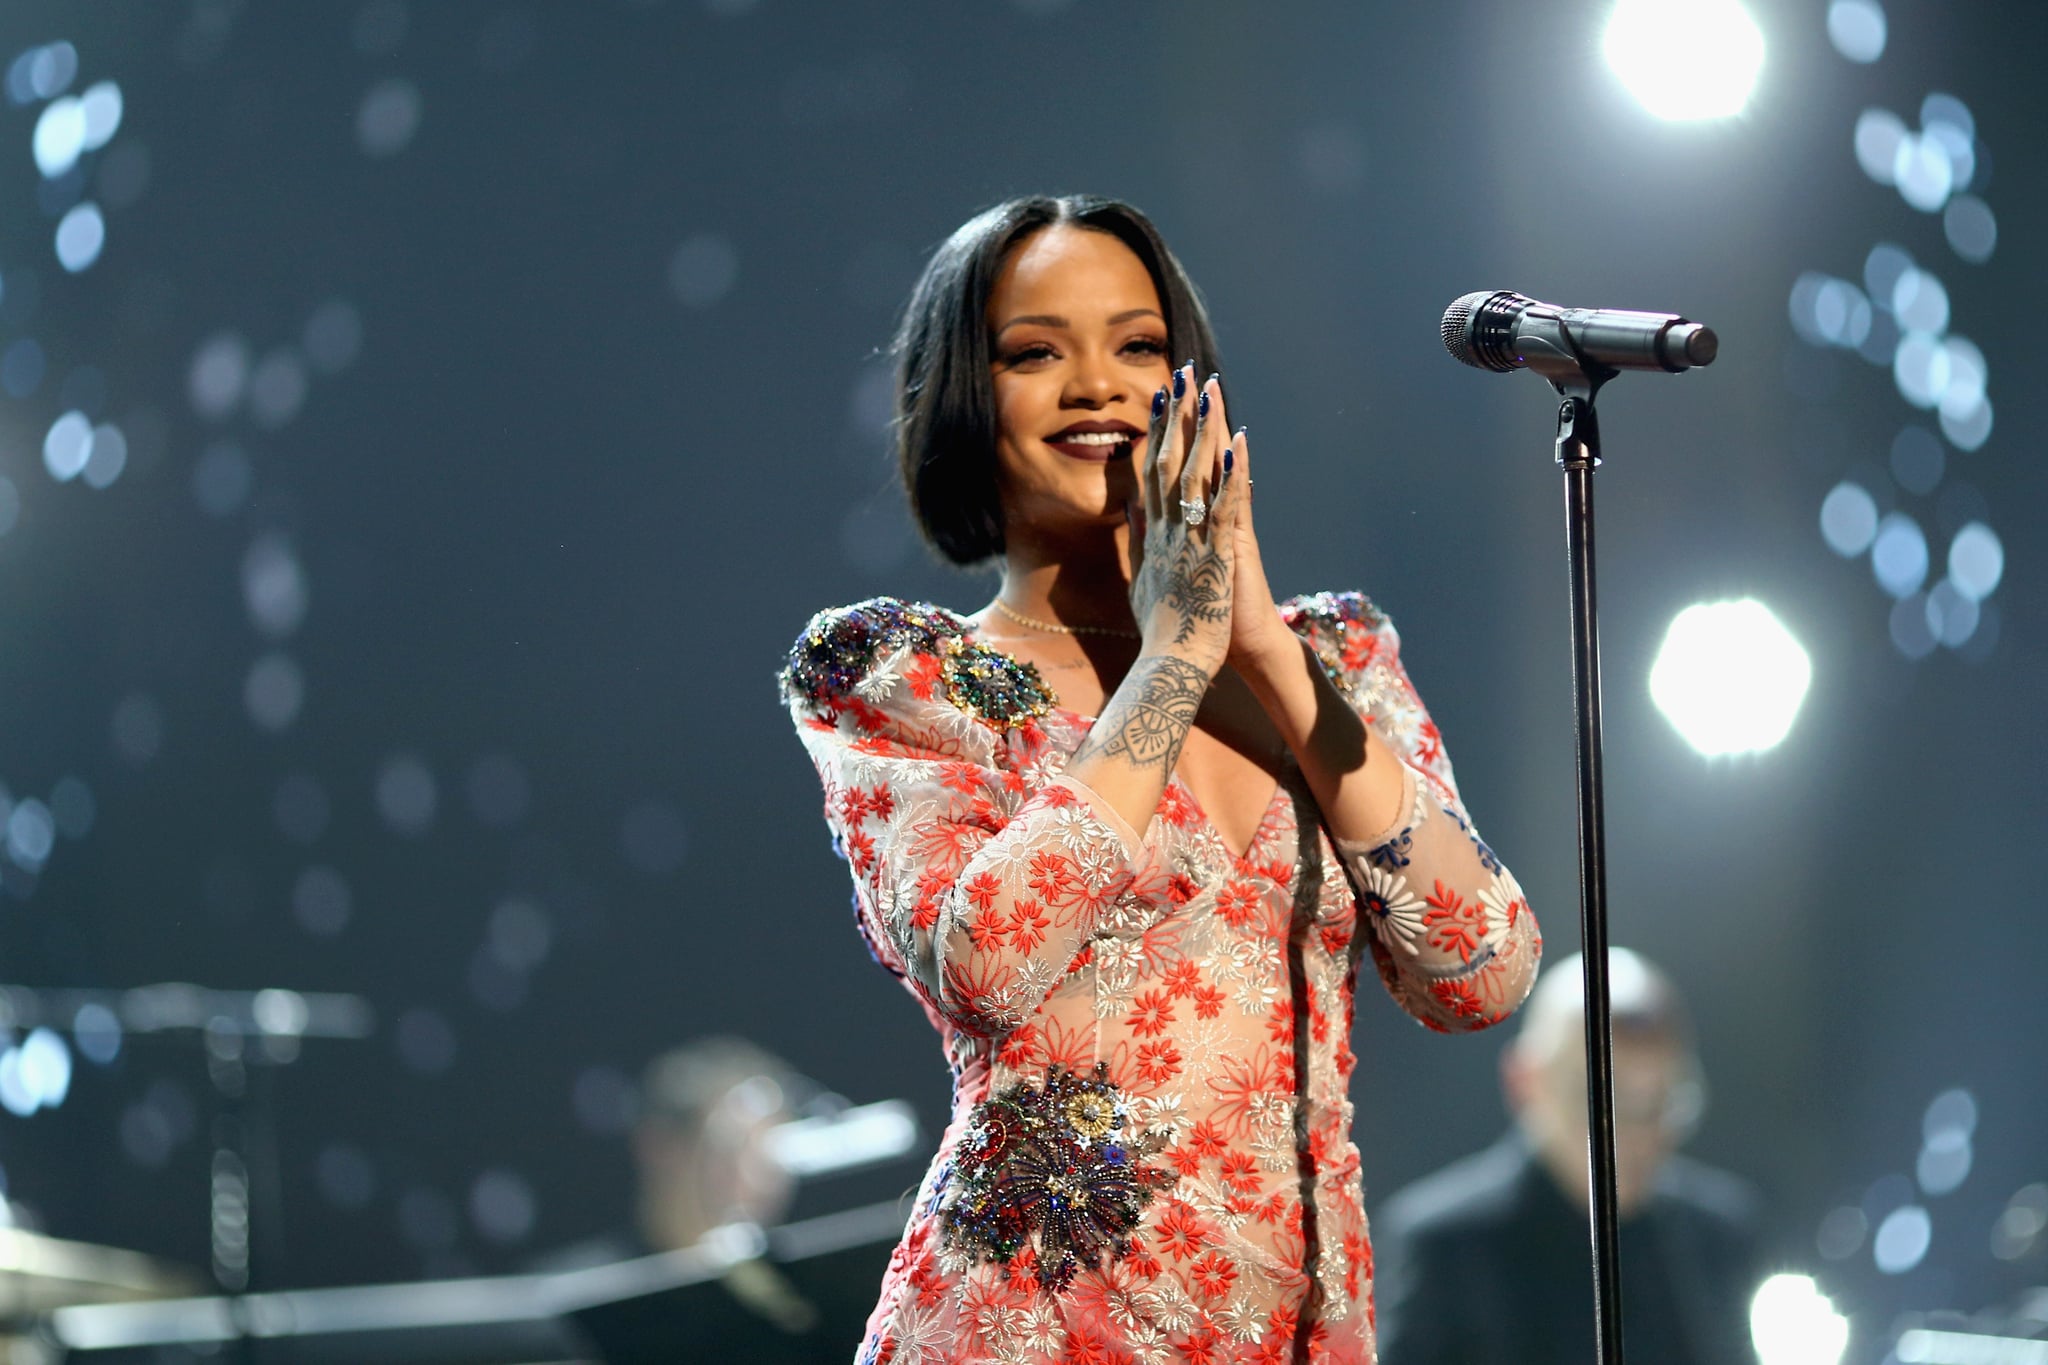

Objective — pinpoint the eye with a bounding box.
[1000,343,1057,367]
[1122,336,1168,359]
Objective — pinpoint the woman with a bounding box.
[782,195,1540,1365]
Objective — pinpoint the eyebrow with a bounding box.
[993,307,1164,337]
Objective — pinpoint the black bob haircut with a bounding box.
[890,195,1223,566]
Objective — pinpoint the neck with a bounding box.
[996,521,1136,632]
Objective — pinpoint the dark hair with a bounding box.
[891,195,1222,565]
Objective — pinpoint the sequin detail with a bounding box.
[782,597,1056,730]
[940,1063,1173,1292]
[1280,590,1388,702]
[941,640,1054,729]
[781,598,964,705]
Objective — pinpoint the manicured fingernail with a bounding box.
[1197,390,1209,418]
[1223,447,1234,475]
[1152,387,1167,417]
[1173,369,1186,398]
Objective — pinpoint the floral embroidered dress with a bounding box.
[782,592,1541,1365]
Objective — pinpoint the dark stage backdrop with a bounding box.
[0,0,2040,1341]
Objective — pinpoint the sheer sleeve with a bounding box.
[1280,592,1541,1033]
[783,599,1162,1038]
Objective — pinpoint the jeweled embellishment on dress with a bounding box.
[781,598,963,705]
[780,597,1056,728]
[940,1063,1173,1292]
[942,640,1054,730]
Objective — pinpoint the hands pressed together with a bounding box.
[1126,362,1293,680]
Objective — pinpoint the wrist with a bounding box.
[1233,618,1310,693]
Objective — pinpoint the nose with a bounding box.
[1061,344,1125,408]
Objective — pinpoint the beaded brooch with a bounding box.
[938,1063,1174,1293]
[782,597,1055,731]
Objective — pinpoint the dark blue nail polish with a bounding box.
[1197,390,1210,418]
[1224,447,1234,475]
[1152,387,1167,417]
[1173,370,1186,399]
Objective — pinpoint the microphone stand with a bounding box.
[1524,341,1628,1365]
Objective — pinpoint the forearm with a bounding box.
[1239,632,1407,845]
[1062,651,1212,841]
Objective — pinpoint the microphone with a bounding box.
[1441,291,1717,376]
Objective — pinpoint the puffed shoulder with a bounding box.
[1279,591,1398,694]
[779,596,1058,730]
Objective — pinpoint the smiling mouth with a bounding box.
[1045,431,1140,462]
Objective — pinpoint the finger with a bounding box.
[1202,376,1233,502]
[1180,374,1219,526]
[1211,423,1243,536]
[1141,381,1171,523]
[1231,424,1251,526]
[1157,361,1193,520]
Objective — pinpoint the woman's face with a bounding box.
[985,224,1172,542]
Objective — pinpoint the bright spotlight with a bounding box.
[1751,1273,1850,1365]
[1649,599,1811,757]
[1604,0,1766,120]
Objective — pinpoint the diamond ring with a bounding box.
[1181,496,1207,527]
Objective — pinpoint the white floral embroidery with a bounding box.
[1136,1279,1198,1334]
[1018,1302,1065,1356]
[1354,861,1428,957]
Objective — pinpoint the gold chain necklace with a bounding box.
[992,598,1140,640]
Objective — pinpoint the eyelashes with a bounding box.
[999,337,1169,367]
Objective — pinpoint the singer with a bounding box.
[782,194,1541,1364]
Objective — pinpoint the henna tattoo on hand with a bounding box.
[1070,654,1211,774]
[1160,545,1231,645]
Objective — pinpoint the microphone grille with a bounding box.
[1441,293,1483,367]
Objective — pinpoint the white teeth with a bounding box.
[1054,431,1130,445]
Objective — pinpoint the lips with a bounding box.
[1044,421,1143,463]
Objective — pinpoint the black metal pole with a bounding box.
[1555,393,1625,1365]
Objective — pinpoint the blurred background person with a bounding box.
[544,1034,804,1270]
[1374,948,1766,1365]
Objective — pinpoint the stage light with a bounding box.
[1603,0,1764,121]
[1750,1273,1849,1365]
[1649,599,1811,757]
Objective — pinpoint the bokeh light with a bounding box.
[1946,522,2003,599]
[1825,0,1885,63]
[357,78,423,157]
[1870,513,1929,598]
[1820,482,1878,558]
[1872,1204,1931,1274]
